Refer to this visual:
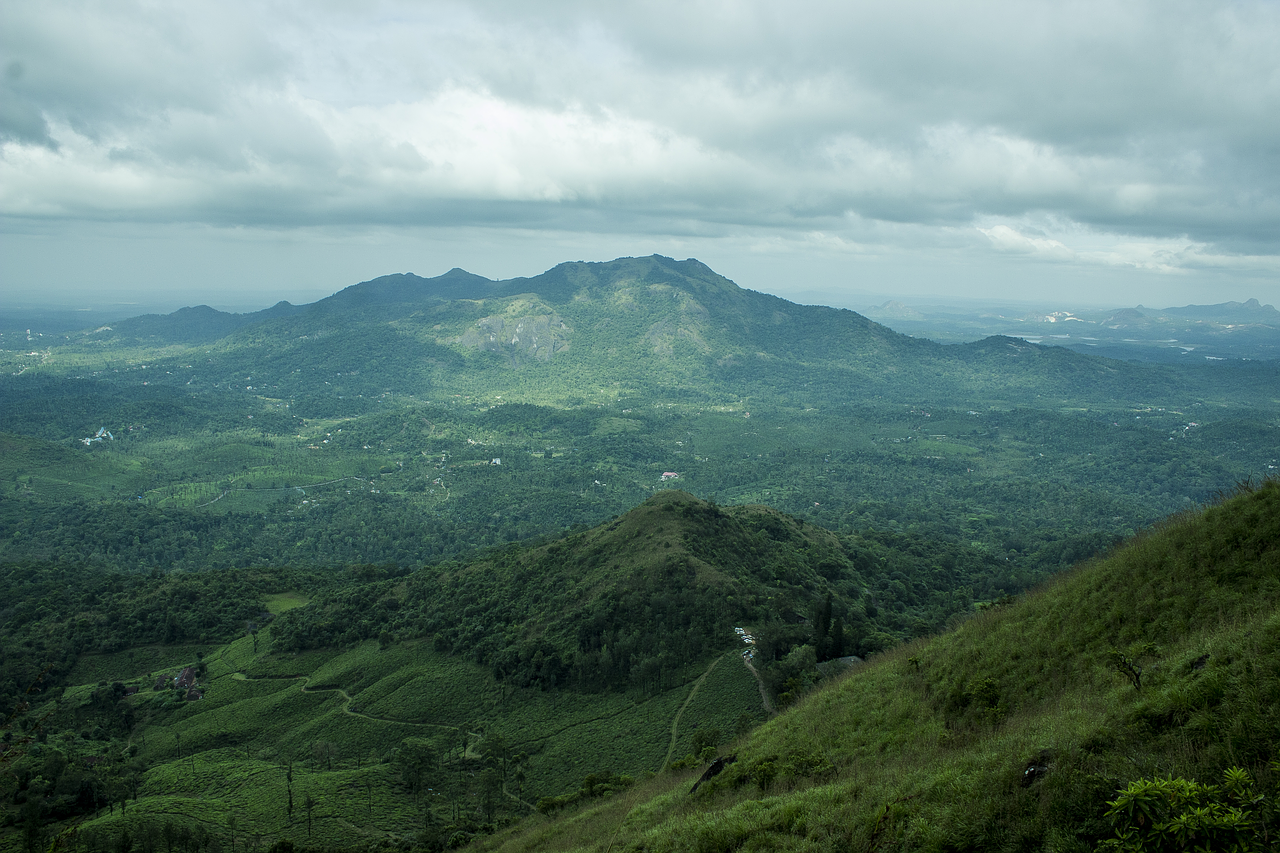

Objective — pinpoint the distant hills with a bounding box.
[865,295,1280,362]
[1,254,1277,574]
[1155,297,1280,324]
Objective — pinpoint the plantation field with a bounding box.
[25,623,767,852]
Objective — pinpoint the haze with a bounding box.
[3,0,1279,314]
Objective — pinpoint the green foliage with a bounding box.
[5,257,1280,851]
[1108,642,1159,691]
[535,770,634,815]
[1101,768,1266,852]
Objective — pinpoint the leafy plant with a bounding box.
[1101,767,1265,852]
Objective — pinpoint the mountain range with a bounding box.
[863,295,1280,363]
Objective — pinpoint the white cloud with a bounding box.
[978,225,1075,261]
[1,0,1278,306]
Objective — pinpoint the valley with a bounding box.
[3,255,1279,852]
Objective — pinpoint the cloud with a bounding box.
[979,225,1075,261]
[1,0,1278,303]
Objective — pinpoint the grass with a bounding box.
[10,477,1279,851]
[264,591,311,614]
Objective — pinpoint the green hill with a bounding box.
[477,478,1280,853]
[45,255,1278,409]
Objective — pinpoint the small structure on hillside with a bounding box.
[175,667,197,690]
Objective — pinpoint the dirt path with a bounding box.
[661,654,723,770]
[503,784,536,812]
[743,658,776,716]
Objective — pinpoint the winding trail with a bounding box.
[743,658,776,716]
[661,654,722,770]
[503,783,536,813]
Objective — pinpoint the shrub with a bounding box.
[1100,767,1264,852]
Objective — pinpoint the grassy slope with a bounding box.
[478,479,1280,853]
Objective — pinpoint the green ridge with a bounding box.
[479,478,1280,852]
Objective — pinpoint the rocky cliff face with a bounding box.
[455,311,572,362]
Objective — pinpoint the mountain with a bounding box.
[1156,297,1280,325]
[2,255,1277,587]
[61,255,1277,410]
[95,301,306,343]
[267,489,1017,690]
[1103,306,1148,327]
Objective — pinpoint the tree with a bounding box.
[690,728,721,762]
[311,741,337,772]
[395,739,438,806]
[1107,642,1158,691]
[478,734,510,781]
[478,767,503,822]
[813,593,833,661]
[303,793,315,839]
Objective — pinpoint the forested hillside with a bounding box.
[4,476,1276,851]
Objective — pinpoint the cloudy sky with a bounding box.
[3,0,1279,313]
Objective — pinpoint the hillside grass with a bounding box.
[476,478,1280,852]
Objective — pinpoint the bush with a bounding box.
[1100,767,1265,852]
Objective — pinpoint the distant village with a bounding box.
[80,427,113,446]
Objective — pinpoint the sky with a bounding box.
[3,0,1280,314]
